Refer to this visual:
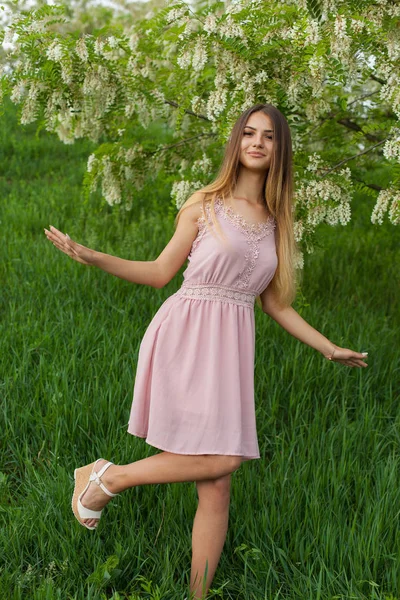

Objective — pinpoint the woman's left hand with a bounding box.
[324,345,368,368]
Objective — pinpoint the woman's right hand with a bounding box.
[44,226,94,266]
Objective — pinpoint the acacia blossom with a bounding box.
[371,189,400,225]
[0,0,398,264]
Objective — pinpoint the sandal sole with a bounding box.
[72,462,97,530]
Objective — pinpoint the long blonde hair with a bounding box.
[175,103,300,309]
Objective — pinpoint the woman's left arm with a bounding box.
[261,289,368,368]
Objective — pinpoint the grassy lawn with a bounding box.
[1,99,399,600]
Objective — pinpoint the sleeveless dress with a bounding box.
[127,196,278,461]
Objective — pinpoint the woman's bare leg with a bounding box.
[80,452,241,528]
[189,474,231,600]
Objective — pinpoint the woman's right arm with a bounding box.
[44,194,203,289]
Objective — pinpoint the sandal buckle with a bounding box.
[89,472,101,486]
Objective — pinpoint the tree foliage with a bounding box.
[1,0,399,265]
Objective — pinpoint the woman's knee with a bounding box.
[197,454,242,478]
[216,455,242,475]
[228,456,242,472]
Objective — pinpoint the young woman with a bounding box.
[44,103,368,600]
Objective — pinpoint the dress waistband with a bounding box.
[176,282,257,308]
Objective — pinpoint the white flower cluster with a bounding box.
[191,95,205,114]
[203,14,218,35]
[388,194,399,225]
[350,18,365,35]
[75,38,89,62]
[165,6,188,26]
[236,72,255,96]
[334,13,347,37]
[219,15,247,44]
[206,87,228,121]
[306,152,326,173]
[387,31,400,61]
[386,4,400,17]
[107,36,119,49]
[331,15,351,60]
[371,0,400,17]
[20,81,45,125]
[390,101,400,127]
[383,134,400,162]
[296,176,352,227]
[101,156,122,205]
[124,145,144,163]
[177,47,192,69]
[217,45,238,75]
[254,70,268,84]
[304,19,321,45]
[225,3,245,15]
[296,0,308,10]
[191,153,213,177]
[307,56,325,97]
[305,98,330,122]
[40,51,120,144]
[87,153,97,173]
[46,41,64,62]
[192,36,208,72]
[280,23,302,41]
[150,88,166,105]
[44,90,65,130]
[116,144,148,184]
[44,40,75,84]
[371,188,400,225]
[179,159,189,175]
[294,249,304,270]
[171,179,196,209]
[94,39,104,54]
[83,65,117,120]
[291,130,304,154]
[178,18,199,41]
[287,77,302,107]
[60,56,74,86]
[320,0,339,18]
[94,36,124,61]
[3,27,18,46]
[10,80,26,104]
[380,68,400,119]
[53,112,73,143]
[293,220,304,242]
[127,31,140,52]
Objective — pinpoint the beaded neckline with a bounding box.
[216,196,275,234]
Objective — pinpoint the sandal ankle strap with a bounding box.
[90,461,118,497]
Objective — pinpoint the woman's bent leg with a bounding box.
[189,474,232,600]
[80,452,241,528]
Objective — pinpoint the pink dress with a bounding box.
[127,196,278,460]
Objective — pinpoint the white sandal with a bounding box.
[72,459,118,530]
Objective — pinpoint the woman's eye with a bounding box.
[244,132,273,140]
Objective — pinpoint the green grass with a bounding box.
[1,98,400,599]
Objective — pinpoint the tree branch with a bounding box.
[352,177,382,191]
[336,118,381,142]
[148,131,216,155]
[305,90,381,139]
[370,73,385,85]
[163,99,211,123]
[320,138,389,177]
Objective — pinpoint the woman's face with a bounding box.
[240,111,274,171]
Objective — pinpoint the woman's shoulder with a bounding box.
[180,191,214,225]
